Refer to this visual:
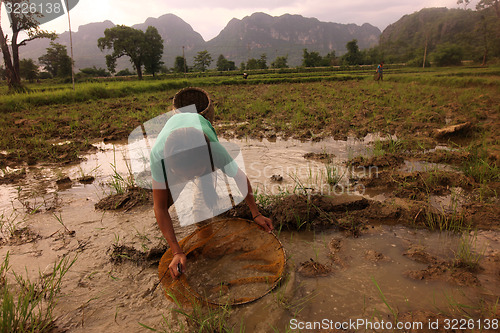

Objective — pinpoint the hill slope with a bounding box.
[379,7,500,62]
[19,12,380,71]
[206,12,380,66]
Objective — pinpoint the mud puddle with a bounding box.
[233,226,500,331]
[231,135,389,195]
[0,134,388,212]
[1,135,497,332]
[0,140,133,212]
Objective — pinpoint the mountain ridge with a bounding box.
[19,12,381,70]
[378,7,500,62]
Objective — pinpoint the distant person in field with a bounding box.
[375,61,384,82]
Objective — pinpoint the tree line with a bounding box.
[1,0,499,89]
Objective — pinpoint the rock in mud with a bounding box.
[303,152,336,162]
[269,194,368,230]
[298,259,332,277]
[364,250,389,262]
[78,175,95,184]
[434,122,471,138]
[348,153,403,168]
[403,245,439,265]
[95,187,152,211]
[0,168,26,184]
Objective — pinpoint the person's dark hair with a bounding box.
[163,127,219,209]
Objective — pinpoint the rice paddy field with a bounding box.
[0,66,499,332]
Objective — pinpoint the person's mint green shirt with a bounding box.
[150,113,238,184]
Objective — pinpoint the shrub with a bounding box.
[431,43,464,66]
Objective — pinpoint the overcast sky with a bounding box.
[2,0,478,40]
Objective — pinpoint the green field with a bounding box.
[1,65,499,332]
[1,66,498,164]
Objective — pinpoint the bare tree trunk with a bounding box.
[423,38,428,68]
[135,61,143,80]
[0,27,21,89]
[12,30,20,75]
[481,15,489,66]
[0,1,22,90]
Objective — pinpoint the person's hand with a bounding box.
[254,214,274,233]
[169,252,187,279]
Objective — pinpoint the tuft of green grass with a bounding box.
[325,161,343,186]
[139,291,241,333]
[454,231,484,272]
[108,146,136,195]
[422,210,469,233]
[370,277,399,324]
[0,210,24,239]
[461,143,499,184]
[0,252,76,332]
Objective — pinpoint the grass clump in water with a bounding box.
[140,291,241,333]
[461,143,499,184]
[422,210,469,233]
[453,231,484,272]
[0,252,76,332]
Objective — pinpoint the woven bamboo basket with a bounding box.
[173,87,214,122]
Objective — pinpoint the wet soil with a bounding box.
[414,149,471,165]
[1,80,498,332]
[2,80,499,168]
[360,169,475,200]
[95,187,152,211]
[348,153,404,168]
[0,168,26,184]
[298,259,332,277]
[364,249,389,262]
[0,226,41,246]
[108,244,167,267]
[404,245,482,287]
[0,138,498,332]
[224,193,371,233]
[303,152,336,162]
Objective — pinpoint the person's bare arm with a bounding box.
[152,180,186,279]
[233,168,273,232]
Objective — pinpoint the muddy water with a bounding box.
[286,227,496,319]
[231,226,500,331]
[0,134,383,212]
[1,136,498,332]
[233,135,383,197]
